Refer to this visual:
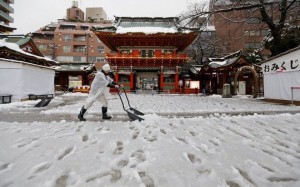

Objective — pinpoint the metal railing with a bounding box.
[0,9,13,22]
[0,1,14,13]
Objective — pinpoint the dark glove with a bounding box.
[107,81,119,88]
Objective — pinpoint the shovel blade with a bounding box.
[127,111,144,121]
[130,108,145,116]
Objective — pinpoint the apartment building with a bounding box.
[31,4,112,89]
[0,0,15,33]
[209,0,300,57]
[86,7,107,22]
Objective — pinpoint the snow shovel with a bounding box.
[117,89,144,121]
[34,97,52,107]
[121,87,145,116]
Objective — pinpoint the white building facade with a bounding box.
[261,46,300,102]
[0,58,55,102]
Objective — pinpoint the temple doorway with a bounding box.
[136,72,158,90]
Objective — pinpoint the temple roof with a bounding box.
[0,22,16,33]
[207,50,243,68]
[92,16,200,52]
[93,16,198,34]
[197,50,251,73]
[55,63,95,72]
[0,38,59,67]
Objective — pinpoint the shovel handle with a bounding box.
[122,87,132,108]
[117,89,126,111]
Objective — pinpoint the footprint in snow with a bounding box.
[54,173,69,187]
[160,129,166,134]
[132,131,140,139]
[82,134,89,142]
[226,180,241,187]
[185,153,201,164]
[85,169,121,183]
[138,171,155,187]
[113,141,124,154]
[0,163,12,173]
[57,147,74,161]
[28,162,52,180]
[130,150,146,168]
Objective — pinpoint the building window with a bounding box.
[75,10,80,17]
[246,18,261,24]
[63,46,71,53]
[249,30,260,36]
[245,30,268,37]
[97,46,104,53]
[74,45,86,52]
[89,56,96,62]
[73,56,81,62]
[201,31,213,37]
[38,44,48,51]
[64,34,71,42]
[96,57,105,62]
[81,26,89,31]
[74,35,86,42]
[60,25,76,30]
[245,42,262,49]
[260,29,269,36]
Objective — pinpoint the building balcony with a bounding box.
[0,9,13,23]
[0,1,14,13]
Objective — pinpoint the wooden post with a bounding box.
[130,66,134,91]
[160,66,164,91]
[175,66,179,89]
[115,66,119,83]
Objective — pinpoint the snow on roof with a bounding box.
[0,39,59,65]
[0,57,56,70]
[0,22,15,29]
[116,26,178,34]
[60,23,77,27]
[207,51,242,68]
[202,25,216,31]
[114,16,192,34]
[57,64,94,72]
[209,56,239,68]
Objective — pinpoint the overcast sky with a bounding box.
[11,0,204,35]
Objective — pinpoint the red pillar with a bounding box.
[175,66,179,89]
[130,66,134,90]
[115,66,119,83]
[160,66,164,91]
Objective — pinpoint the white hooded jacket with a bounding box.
[89,70,114,96]
[83,67,115,109]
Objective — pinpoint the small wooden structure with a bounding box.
[55,63,95,91]
[199,51,260,96]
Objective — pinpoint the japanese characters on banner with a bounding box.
[261,48,300,74]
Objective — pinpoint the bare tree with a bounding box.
[181,0,300,56]
[185,31,229,64]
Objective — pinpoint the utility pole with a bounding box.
[86,32,92,63]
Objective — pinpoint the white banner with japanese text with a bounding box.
[261,48,300,74]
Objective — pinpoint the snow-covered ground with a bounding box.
[1,93,300,187]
